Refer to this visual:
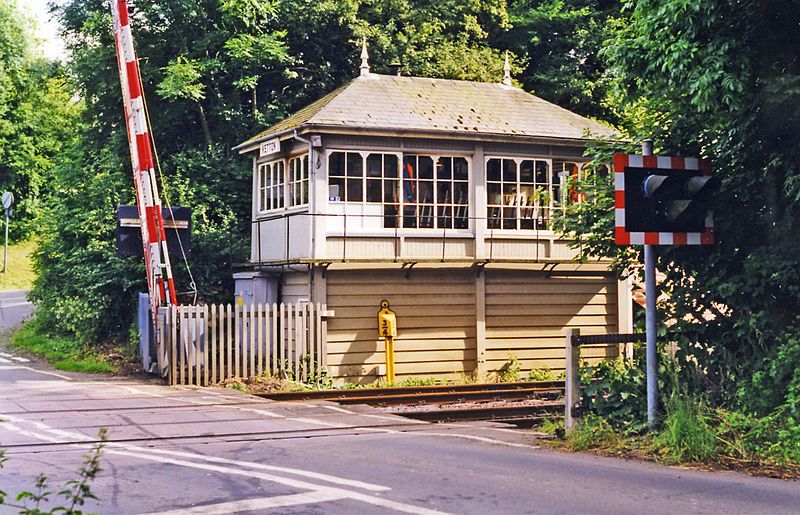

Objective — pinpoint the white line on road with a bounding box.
[143,490,349,515]
[0,365,72,379]
[0,357,10,363]
[1,301,34,308]
[0,413,449,515]
[12,356,30,362]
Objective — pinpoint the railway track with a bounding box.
[257,380,565,427]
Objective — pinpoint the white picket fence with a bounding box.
[158,302,329,386]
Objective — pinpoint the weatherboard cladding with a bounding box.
[241,74,617,146]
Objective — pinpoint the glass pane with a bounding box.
[303,155,309,178]
[535,160,548,185]
[453,157,468,181]
[437,157,452,180]
[487,182,501,205]
[347,152,363,177]
[419,203,434,228]
[503,159,517,182]
[346,178,362,201]
[384,179,398,203]
[403,205,417,228]
[453,182,468,205]
[418,180,434,204]
[367,154,382,177]
[329,177,344,202]
[437,180,452,203]
[329,152,345,177]
[419,156,434,179]
[487,159,501,182]
[301,181,308,205]
[366,179,382,202]
[384,154,398,178]
[454,203,468,229]
[437,205,453,229]
[503,202,516,228]
[384,204,399,228]
[502,183,515,199]
[520,160,534,183]
[402,157,416,203]
[488,207,501,229]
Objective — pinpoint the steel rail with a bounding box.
[256,380,564,402]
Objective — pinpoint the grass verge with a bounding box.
[0,239,36,291]
[11,323,117,374]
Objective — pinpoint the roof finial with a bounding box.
[502,51,512,86]
[360,38,370,77]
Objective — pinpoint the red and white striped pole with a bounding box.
[110,0,178,318]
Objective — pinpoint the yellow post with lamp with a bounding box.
[377,299,397,383]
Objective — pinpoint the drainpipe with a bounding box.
[293,130,315,301]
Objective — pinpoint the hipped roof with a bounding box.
[236,74,618,150]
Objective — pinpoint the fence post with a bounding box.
[565,328,581,431]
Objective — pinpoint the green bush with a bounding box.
[655,396,717,462]
[498,355,521,382]
[580,358,648,434]
[527,367,554,382]
[566,414,620,451]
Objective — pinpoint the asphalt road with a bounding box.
[1,297,798,514]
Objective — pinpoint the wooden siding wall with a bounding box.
[325,270,477,383]
[484,270,619,376]
[282,271,311,304]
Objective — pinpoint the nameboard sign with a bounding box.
[259,138,280,157]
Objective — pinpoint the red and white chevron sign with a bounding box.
[111,0,177,310]
[614,153,714,246]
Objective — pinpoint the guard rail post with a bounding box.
[565,328,581,431]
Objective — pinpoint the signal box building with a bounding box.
[234,56,632,384]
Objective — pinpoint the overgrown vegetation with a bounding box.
[11,322,115,373]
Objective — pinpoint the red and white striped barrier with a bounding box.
[111,0,177,310]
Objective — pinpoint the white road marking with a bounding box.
[0,352,12,357]
[0,365,72,379]
[1,414,449,515]
[1,301,33,308]
[144,490,348,515]
[0,357,11,363]
[1,413,391,492]
[12,356,30,363]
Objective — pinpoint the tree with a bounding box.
[0,0,79,240]
[559,0,800,460]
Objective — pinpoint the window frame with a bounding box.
[256,152,310,215]
[485,156,589,232]
[326,149,472,232]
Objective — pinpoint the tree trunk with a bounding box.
[197,102,212,148]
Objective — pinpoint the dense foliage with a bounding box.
[560,0,800,462]
[0,0,79,239]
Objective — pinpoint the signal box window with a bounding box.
[258,160,284,212]
[328,151,469,229]
[288,154,309,207]
[487,158,551,229]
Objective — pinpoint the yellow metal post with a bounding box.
[377,299,398,383]
[385,335,395,383]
